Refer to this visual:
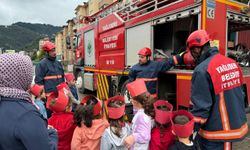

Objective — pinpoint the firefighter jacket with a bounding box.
[35,56,65,93]
[191,47,248,142]
[129,57,180,94]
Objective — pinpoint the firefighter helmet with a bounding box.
[138,47,152,56]
[186,30,210,50]
[42,41,55,52]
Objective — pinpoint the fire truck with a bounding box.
[73,0,250,110]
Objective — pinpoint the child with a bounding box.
[150,100,175,150]
[124,79,155,150]
[71,95,109,150]
[100,96,131,150]
[47,88,76,150]
[169,110,199,150]
[30,84,47,119]
[65,73,79,111]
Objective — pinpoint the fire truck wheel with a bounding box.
[120,80,131,105]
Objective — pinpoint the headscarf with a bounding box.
[0,53,33,102]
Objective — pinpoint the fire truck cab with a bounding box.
[73,0,250,111]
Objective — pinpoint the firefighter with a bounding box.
[187,30,248,150]
[128,47,183,98]
[35,41,65,96]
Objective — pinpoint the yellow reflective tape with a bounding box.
[118,71,129,75]
[100,74,108,100]
[216,0,247,9]
[103,74,109,92]
[84,68,129,75]
[100,75,106,100]
[104,75,109,99]
[84,68,98,72]
[177,75,192,80]
[97,75,105,100]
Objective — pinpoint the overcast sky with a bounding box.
[0,0,87,26]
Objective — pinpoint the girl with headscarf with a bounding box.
[0,53,58,150]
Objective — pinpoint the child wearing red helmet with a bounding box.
[65,73,79,111]
[47,87,76,150]
[124,79,155,150]
[169,110,200,150]
[149,100,175,150]
[100,96,131,150]
[30,84,47,119]
[71,95,109,150]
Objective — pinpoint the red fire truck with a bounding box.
[73,0,250,110]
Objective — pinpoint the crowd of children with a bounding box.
[28,72,199,150]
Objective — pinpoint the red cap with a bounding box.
[107,96,125,119]
[42,41,55,52]
[30,84,44,97]
[47,90,69,112]
[81,95,102,116]
[65,73,75,82]
[126,79,147,98]
[154,100,173,124]
[171,110,194,138]
[57,82,70,91]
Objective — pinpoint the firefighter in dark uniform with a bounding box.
[35,41,65,96]
[128,47,182,98]
[187,30,248,150]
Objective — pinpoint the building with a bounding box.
[88,0,99,15]
[66,19,75,65]
[74,2,89,31]
[55,31,63,61]
[99,0,113,9]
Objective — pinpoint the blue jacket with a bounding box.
[191,47,248,142]
[69,85,79,100]
[35,56,65,93]
[0,96,58,150]
[129,58,177,94]
[35,99,48,119]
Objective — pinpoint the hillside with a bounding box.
[0,22,62,52]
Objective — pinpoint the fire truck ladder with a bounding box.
[94,0,186,22]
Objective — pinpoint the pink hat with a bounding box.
[154,100,173,124]
[65,73,75,82]
[171,110,194,138]
[47,90,69,112]
[56,82,70,91]
[107,96,125,119]
[126,79,147,98]
[30,84,44,97]
[81,95,102,116]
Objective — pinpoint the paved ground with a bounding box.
[232,113,250,150]
[78,92,250,149]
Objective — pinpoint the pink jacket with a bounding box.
[71,118,109,150]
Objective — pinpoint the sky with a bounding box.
[0,0,87,26]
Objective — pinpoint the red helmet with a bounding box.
[186,30,210,50]
[138,47,152,56]
[42,41,55,52]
